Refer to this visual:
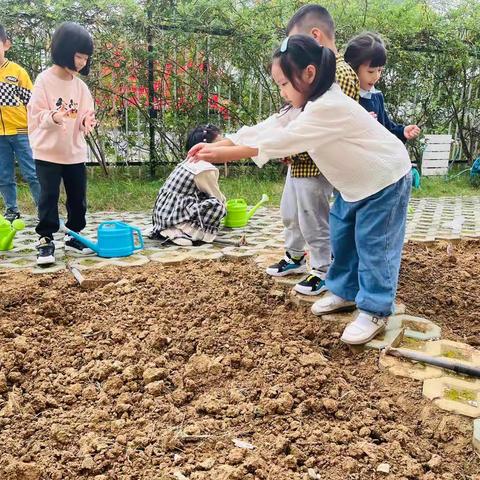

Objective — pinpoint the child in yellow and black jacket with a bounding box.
[0,25,40,221]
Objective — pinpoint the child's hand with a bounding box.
[52,109,73,130]
[404,124,421,140]
[369,111,377,119]
[189,145,257,164]
[188,142,212,160]
[188,144,227,163]
[83,111,97,135]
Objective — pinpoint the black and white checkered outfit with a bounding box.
[152,163,226,236]
[0,81,31,106]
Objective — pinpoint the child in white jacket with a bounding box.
[188,35,412,346]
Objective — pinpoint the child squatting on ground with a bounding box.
[188,35,412,346]
[0,24,40,222]
[344,31,421,143]
[28,22,97,266]
[151,124,227,246]
[266,4,360,297]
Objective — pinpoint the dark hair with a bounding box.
[273,35,336,107]
[286,4,335,39]
[51,22,94,76]
[186,124,221,151]
[344,32,387,72]
[0,25,8,43]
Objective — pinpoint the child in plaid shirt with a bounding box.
[266,4,360,296]
[151,124,226,246]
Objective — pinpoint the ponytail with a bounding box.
[273,34,336,106]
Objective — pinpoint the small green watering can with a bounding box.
[0,215,25,251]
[223,194,269,228]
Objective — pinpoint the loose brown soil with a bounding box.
[398,240,480,345]
[0,241,479,480]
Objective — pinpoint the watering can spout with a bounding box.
[65,228,99,254]
[246,193,269,221]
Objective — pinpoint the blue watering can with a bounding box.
[65,221,144,258]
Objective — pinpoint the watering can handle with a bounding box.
[132,226,144,251]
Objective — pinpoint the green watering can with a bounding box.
[0,215,25,251]
[223,194,269,228]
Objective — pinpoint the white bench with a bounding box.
[421,134,453,176]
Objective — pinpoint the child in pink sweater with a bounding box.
[28,22,96,266]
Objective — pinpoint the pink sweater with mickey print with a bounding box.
[27,68,94,164]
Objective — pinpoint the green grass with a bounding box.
[412,169,479,198]
[3,164,479,214]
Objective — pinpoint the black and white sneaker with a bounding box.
[266,252,307,277]
[4,208,20,223]
[64,234,94,254]
[294,274,328,296]
[36,237,55,265]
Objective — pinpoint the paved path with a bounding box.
[1,196,479,273]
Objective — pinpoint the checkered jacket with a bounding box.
[152,163,226,235]
[290,54,360,178]
[0,60,33,135]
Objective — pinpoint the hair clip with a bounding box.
[280,37,289,53]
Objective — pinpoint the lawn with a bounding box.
[3,163,479,215]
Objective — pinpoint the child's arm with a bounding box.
[27,77,66,131]
[377,94,407,142]
[190,100,348,166]
[192,145,257,164]
[188,138,234,158]
[378,94,420,142]
[17,67,33,106]
[232,107,300,145]
[188,108,300,163]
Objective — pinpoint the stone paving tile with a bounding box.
[379,355,444,381]
[423,377,480,418]
[387,314,442,341]
[365,314,440,351]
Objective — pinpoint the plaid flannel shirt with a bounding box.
[290,54,360,178]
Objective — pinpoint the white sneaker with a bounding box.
[161,228,193,246]
[266,252,307,277]
[172,236,193,246]
[340,312,386,345]
[311,292,356,316]
[36,237,55,265]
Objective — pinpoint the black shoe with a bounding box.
[4,208,20,223]
[64,234,94,254]
[36,237,55,265]
[294,274,327,296]
[265,252,307,277]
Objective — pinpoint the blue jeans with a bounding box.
[0,134,40,212]
[326,172,412,317]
